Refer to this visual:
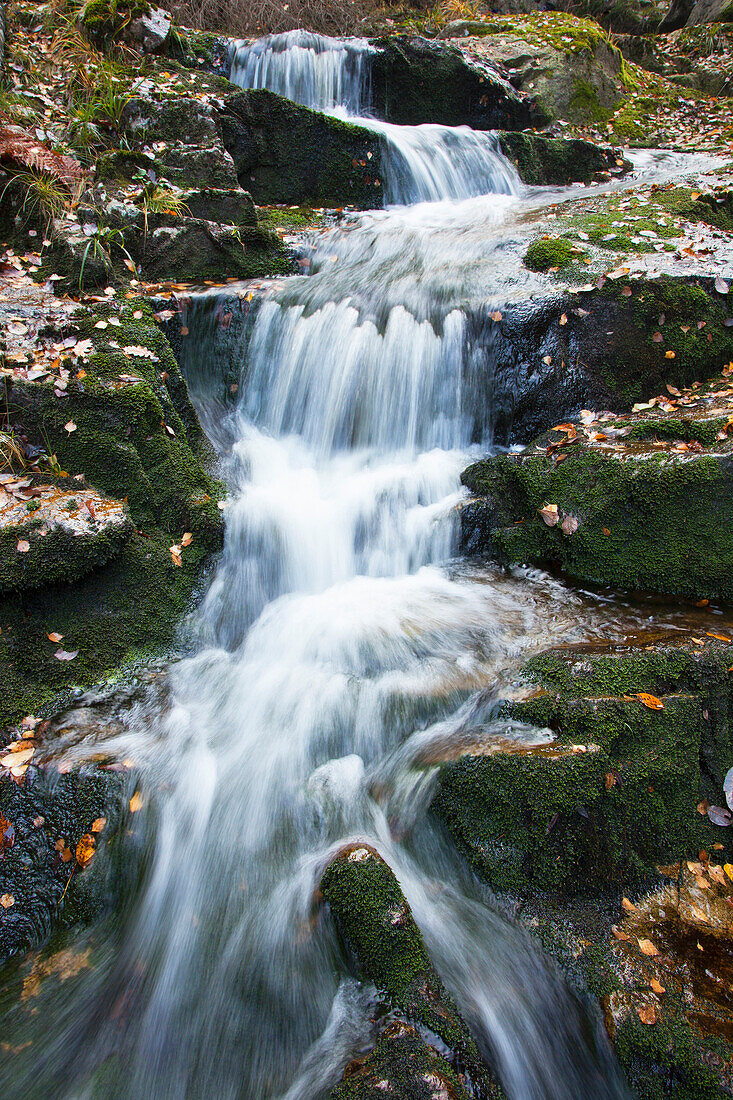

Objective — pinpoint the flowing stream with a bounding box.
[1,30,653,1100]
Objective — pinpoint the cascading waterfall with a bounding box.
[229,30,373,114]
[2,31,638,1100]
[227,29,522,205]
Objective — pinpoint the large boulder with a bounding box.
[498,130,627,183]
[222,89,384,207]
[684,0,733,22]
[369,34,537,129]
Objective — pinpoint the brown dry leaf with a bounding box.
[169,545,182,567]
[129,791,144,813]
[561,514,579,535]
[638,938,659,956]
[489,310,502,322]
[611,925,630,941]
[559,313,568,325]
[0,893,14,909]
[708,864,727,887]
[622,897,637,913]
[181,532,193,548]
[605,772,617,789]
[652,332,663,343]
[637,1004,658,1025]
[636,693,664,710]
[538,503,559,527]
[689,904,709,923]
[0,746,34,768]
[698,799,710,815]
[60,847,73,863]
[650,978,666,994]
[75,834,95,868]
[91,817,106,833]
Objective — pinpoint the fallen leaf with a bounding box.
[47,632,63,642]
[169,545,182,567]
[54,650,78,661]
[637,1004,658,1025]
[0,894,14,909]
[636,693,664,710]
[538,503,559,527]
[181,532,193,547]
[638,938,659,956]
[91,817,106,833]
[16,540,30,553]
[64,420,76,434]
[75,834,95,868]
[561,514,579,535]
[633,1003,655,1025]
[129,791,143,813]
[707,805,733,826]
[650,979,666,994]
[0,746,34,767]
[716,277,729,295]
[622,897,637,913]
[665,351,676,359]
[698,799,710,815]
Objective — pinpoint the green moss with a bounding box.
[79,0,152,48]
[320,846,495,1090]
[0,301,224,726]
[330,1023,476,1099]
[616,1013,731,1098]
[498,132,619,185]
[569,78,612,124]
[433,644,732,895]
[0,512,133,594]
[524,237,587,272]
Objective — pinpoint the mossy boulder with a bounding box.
[498,131,628,185]
[474,275,733,443]
[0,482,134,594]
[369,34,537,129]
[320,844,499,1095]
[432,642,733,895]
[0,301,224,726]
[78,0,150,49]
[222,89,385,208]
[461,350,733,600]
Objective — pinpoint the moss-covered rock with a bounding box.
[0,301,224,726]
[78,0,150,49]
[498,131,628,185]
[474,275,733,443]
[369,34,537,129]
[432,641,733,895]
[329,1021,474,1100]
[320,844,499,1095]
[523,236,587,271]
[222,89,385,208]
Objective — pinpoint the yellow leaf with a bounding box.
[129,791,143,813]
[724,863,733,881]
[636,693,664,710]
[650,978,666,994]
[75,834,95,868]
[706,632,731,643]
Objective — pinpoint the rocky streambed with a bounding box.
[2,2,733,1098]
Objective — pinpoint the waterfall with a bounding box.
[227,30,522,206]
[229,30,373,114]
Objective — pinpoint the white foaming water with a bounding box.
[228,29,521,206]
[230,30,373,114]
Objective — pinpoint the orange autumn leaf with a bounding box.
[129,791,144,813]
[637,1004,658,1025]
[638,938,659,956]
[636,693,664,710]
[75,834,95,868]
[91,817,106,833]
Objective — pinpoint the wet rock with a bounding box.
[684,0,733,23]
[433,641,733,894]
[0,477,134,594]
[461,348,733,600]
[47,218,112,291]
[320,844,501,1097]
[369,34,537,129]
[222,89,384,208]
[176,187,256,226]
[498,130,628,184]
[330,1020,475,1099]
[0,762,128,966]
[137,219,293,282]
[469,274,733,444]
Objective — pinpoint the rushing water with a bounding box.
[1,31,641,1100]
